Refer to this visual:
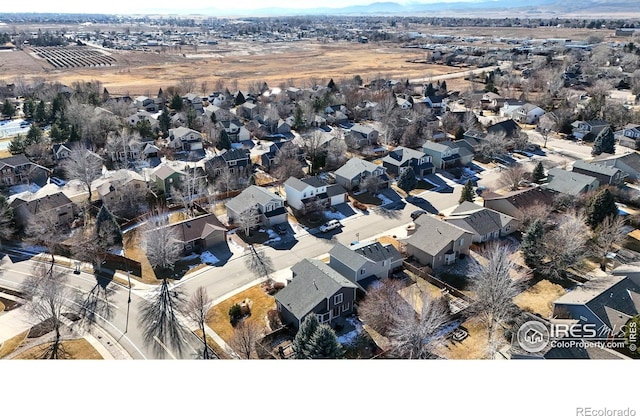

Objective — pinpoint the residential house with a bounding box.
[571,120,610,140]
[126,111,159,132]
[615,124,640,150]
[52,143,72,161]
[382,146,435,177]
[207,92,229,107]
[284,175,347,212]
[423,95,446,115]
[274,258,358,329]
[328,241,402,284]
[239,102,259,120]
[10,192,76,229]
[182,93,203,114]
[591,152,640,181]
[334,158,389,192]
[166,213,227,255]
[552,273,640,338]
[404,214,473,269]
[422,141,470,170]
[396,96,413,110]
[218,119,243,141]
[487,119,521,139]
[347,124,379,149]
[482,187,557,218]
[499,99,526,118]
[167,127,204,153]
[0,154,50,187]
[443,202,518,243]
[206,148,251,177]
[572,160,625,186]
[225,185,287,229]
[543,168,599,196]
[480,92,504,111]
[151,163,186,194]
[512,103,545,124]
[94,169,147,206]
[133,96,158,113]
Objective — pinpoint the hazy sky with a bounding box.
[2,0,482,14]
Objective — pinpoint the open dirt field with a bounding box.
[2,39,471,96]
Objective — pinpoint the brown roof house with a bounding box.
[166,213,228,256]
[10,192,77,230]
[482,187,557,218]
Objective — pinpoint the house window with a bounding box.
[459,238,464,247]
[360,269,366,275]
[342,303,350,312]
[334,293,343,304]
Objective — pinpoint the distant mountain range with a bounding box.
[190,1,639,17]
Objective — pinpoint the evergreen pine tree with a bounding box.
[217,129,231,150]
[293,105,305,131]
[35,100,47,123]
[425,83,435,97]
[159,108,171,135]
[440,80,447,93]
[96,205,122,245]
[397,167,417,194]
[533,161,546,183]
[591,126,615,156]
[521,219,545,269]
[585,188,618,229]
[459,179,475,204]
[327,78,337,92]
[234,91,246,106]
[292,313,320,359]
[307,324,344,359]
[170,93,183,112]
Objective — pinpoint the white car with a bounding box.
[319,219,341,233]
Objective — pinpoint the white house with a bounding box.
[284,176,347,211]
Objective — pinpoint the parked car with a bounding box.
[319,219,341,232]
[273,223,287,235]
[411,210,427,220]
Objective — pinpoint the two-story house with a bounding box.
[422,141,469,170]
[151,163,186,194]
[206,148,251,177]
[382,146,435,178]
[423,95,447,115]
[133,96,158,113]
[615,124,640,150]
[572,160,626,186]
[167,127,204,153]
[404,214,473,270]
[10,192,77,230]
[328,241,403,284]
[284,175,347,212]
[347,124,379,149]
[225,185,287,229]
[182,93,204,114]
[274,258,358,329]
[52,143,72,161]
[443,202,518,243]
[334,158,389,191]
[571,120,610,140]
[0,154,50,187]
[512,103,545,125]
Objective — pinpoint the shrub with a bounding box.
[229,303,242,325]
[273,282,285,290]
[240,304,251,317]
[267,309,282,330]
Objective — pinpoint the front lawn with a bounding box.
[13,338,103,360]
[207,284,276,344]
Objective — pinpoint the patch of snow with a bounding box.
[376,193,394,206]
[324,210,346,220]
[200,251,220,265]
[181,253,200,261]
[9,183,40,195]
[266,229,279,239]
[338,317,364,346]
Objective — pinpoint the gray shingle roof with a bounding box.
[445,202,516,237]
[225,185,283,213]
[422,141,450,153]
[274,259,358,321]
[382,146,425,166]
[330,243,370,271]
[593,152,640,174]
[10,192,73,215]
[302,176,327,188]
[572,160,621,177]
[326,184,347,197]
[544,168,599,196]
[354,241,402,263]
[334,158,382,180]
[406,214,470,256]
[284,177,308,192]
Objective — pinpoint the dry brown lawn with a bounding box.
[13,338,103,360]
[193,329,232,359]
[122,228,158,284]
[514,279,566,318]
[436,317,490,360]
[0,300,4,313]
[207,284,276,343]
[0,330,29,359]
[376,235,401,251]
[168,211,188,224]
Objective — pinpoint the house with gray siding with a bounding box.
[334,158,389,191]
[543,168,599,197]
[274,259,358,329]
[571,160,625,186]
[591,152,640,181]
[328,241,402,283]
[382,146,435,177]
[404,214,472,270]
[284,176,347,212]
[166,213,227,255]
[443,202,518,243]
[225,185,287,229]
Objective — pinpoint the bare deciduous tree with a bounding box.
[185,286,213,359]
[302,130,326,175]
[272,142,305,182]
[592,215,627,270]
[229,319,262,359]
[25,210,69,275]
[236,206,260,237]
[170,168,206,218]
[469,243,526,359]
[62,144,104,205]
[21,263,75,359]
[517,202,550,231]
[143,213,182,271]
[498,164,527,191]
[358,278,408,336]
[540,210,589,280]
[324,134,348,169]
